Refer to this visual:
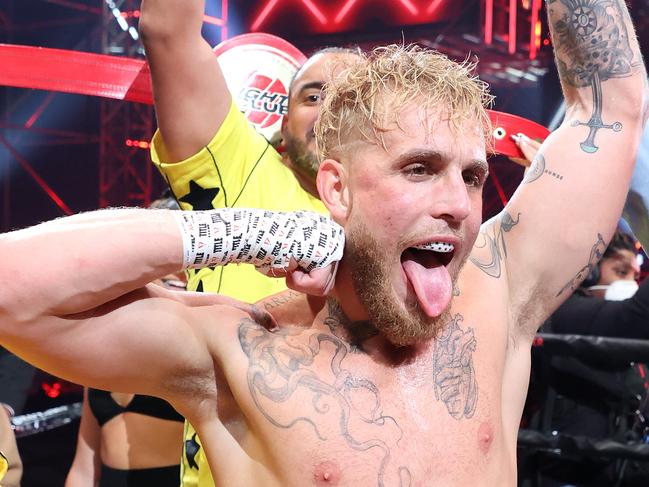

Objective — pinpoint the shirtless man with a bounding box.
[0,2,646,485]
[140,3,358,482]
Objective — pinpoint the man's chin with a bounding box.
[379,301,451,348]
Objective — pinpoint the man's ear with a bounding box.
[317,158,350,223]
[278,114,289,154]
[280,113,289,140]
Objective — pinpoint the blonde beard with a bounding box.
[346,222,451,347]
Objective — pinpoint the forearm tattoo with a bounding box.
[556,232,607,296]
[470,211,521,278]
[548,0,638,153]
[433,314,478,420]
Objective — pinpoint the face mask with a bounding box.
[603,280,639,301]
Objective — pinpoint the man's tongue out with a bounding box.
[401,246,453,318]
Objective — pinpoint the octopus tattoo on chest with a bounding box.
[237,309,479,486]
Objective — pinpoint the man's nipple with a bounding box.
[313,461,341,485]
[478,422,494,455]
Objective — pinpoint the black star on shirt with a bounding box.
[185,433,201,470]
[178,180,220,210]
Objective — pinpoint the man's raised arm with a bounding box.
[0,208,343,396]
[472,0,648,334]
[139,0,230,162]
[0,209,216,398]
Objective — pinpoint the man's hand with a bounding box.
[512,133,542,164]
[284,259,339,296]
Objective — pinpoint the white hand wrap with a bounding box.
[175,209,345,273]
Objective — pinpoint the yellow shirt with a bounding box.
[152,102,326,486]
[0,451,7,484]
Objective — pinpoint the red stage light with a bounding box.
[252,0,281,31]
[125,139,151,150]
[334,0,358,24]
[302,0,327,24]
[484,0,494,44]
[426,0,444,15]
[508,0,517,54]
[42,382,62,399]
[251,0,456,33]
[398,0,419,15]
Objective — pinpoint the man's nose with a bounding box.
[431,172,472,223]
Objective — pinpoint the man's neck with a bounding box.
[323,298,379,351]
[318,299,427,365]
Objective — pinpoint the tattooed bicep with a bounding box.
[470,211,521,278]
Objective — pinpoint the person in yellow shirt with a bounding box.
[0,452,7,485]
[0,405,20,487]
[139,1,358,484]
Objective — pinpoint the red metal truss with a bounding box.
[483,0,545,60]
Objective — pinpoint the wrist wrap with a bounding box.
[175,209,345,273]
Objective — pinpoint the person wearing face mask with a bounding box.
[512,133,649,338]
[525,231,649,487]
[547,230,649,340]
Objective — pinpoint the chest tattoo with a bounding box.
[433,314,478,419]
[238,318,410,486]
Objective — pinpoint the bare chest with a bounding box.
[227,320,512,486]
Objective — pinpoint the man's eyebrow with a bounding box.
[296,81,324,95]
[394,149,489,172]
[470,158,489,174]
[394,149,443,164]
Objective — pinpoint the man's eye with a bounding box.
[304,93,321,104]
[463,170,485,187]
[404,164,427,176]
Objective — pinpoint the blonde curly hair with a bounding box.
[315,44,494,160]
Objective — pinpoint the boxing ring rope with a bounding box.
[11,402,82,439]
[520,333,649,463]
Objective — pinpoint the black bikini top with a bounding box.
[87,388,184,426]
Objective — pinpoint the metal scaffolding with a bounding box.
[0,1,100,230]
[99,0,154,208]
[98,0,229,208]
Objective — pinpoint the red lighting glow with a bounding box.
[42,382,62,399]
[334,0,359,24]
[251,0,457,34]
[204,15,225,26]
[484,0,494,44]
[301,0,327,24]
[397,0,419,15]
[251,0,282,31]
[426,0,444,15]
[528,0,542,60]
[508,0,517,54]
[120,10,141,18]
[125,139,151,150]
